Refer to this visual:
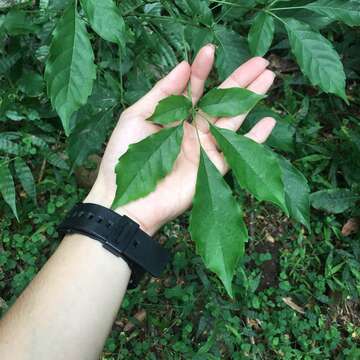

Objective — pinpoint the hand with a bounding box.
[85,45,276,235]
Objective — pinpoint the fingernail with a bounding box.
[254,57,269,67]
[265,116,276,128]
[205,43,216,50]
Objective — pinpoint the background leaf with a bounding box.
[0,138,20,155]
[45,2,96,135]
[81,0,126,47]
[189,148,248,298]
[3,9,36,35]
[248,12,274,56]
[68,108,114,169]
[242,106,295,153]
[113,125,184,208]
[198,88,265,117]
[285,18,347,101]
[185,26,214,55]
[278,156,310,230]
[0,161,18,220]
[45,152,69,170]
[305,0,360,27]
[214,25,250,81]
[311,188,359,214]
[14,158,37,204]
[210,125,288,213]
[149,95,192,125]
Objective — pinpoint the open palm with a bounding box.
[85,45,276,235]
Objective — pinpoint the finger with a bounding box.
[215,70,276,131]
[130,61,191,119]
[219,57,269,89]
[187,44,215,104]
[199,132,229,175]
[245,117,276,143]
[196,57,270,133]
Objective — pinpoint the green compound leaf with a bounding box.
[113,125,184,208]
[80,0,126,47]
[45,2,96,136]
[248,12,275,56]
[210,125,288,214]
[285,18,347,102]
[189,148,248,298]
[149,95,192,125]
[14,158,37,205]
[198,88,265,117]
[0,162,18,221]
[311,188,359,214]
[305,0,360,27]
[278,156,310,230]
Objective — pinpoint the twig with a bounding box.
[38,159,47,183]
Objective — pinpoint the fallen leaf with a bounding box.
[341,218,359,236]
[282,297,305,314]
[124,309,147,332]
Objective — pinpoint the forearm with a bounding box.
[0,233,131,360]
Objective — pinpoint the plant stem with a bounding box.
[209,0,254,9]
[118,47,126,110]
[265,10,287,26]
[270,6,307,11]
[267,0,280,8]
[122,2,146,16]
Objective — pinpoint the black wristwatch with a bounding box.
[58,203,171,288]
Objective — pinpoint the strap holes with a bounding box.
[106,221,113,228]
[87,213,94,220]
[97,217,103,223]
[133,240,139,248]
[78,211,84,217]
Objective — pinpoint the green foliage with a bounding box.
[278,156,311,230]
[113,125,184,208]
[214,26,250,81]
[14,158,36,205]
[284,18,347,101]
[304,0,360,27]
[45,2,96,135]
[149,95,192,125]
[80,0,126,47]
[243,106,296,152]
[210,125,288,213]
[0,161,18,220]
[68,108,114,169]
[198,88,265,117]
[311,188,359,214]
[0,0,359,357]
[189,149,247,298]
[248,12,275,57]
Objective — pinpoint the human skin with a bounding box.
[0,45,276,360]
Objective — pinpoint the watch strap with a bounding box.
[58,203,171,288]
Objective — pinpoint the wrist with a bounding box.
[84,181,159,236]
